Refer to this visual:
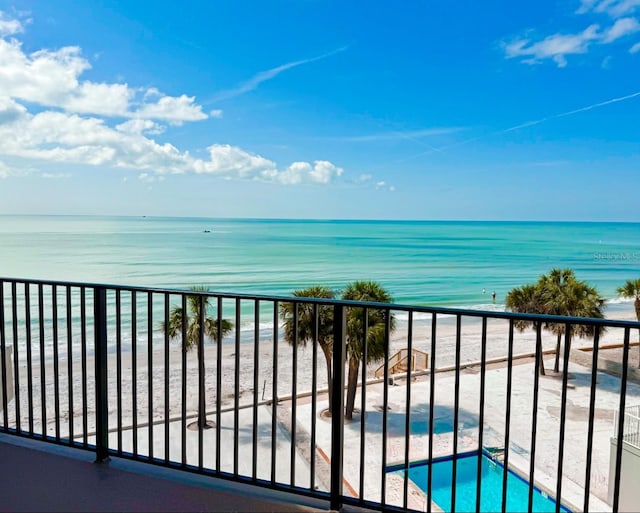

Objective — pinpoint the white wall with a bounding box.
[609,437,640,512]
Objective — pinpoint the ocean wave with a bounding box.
[605,297,635,305]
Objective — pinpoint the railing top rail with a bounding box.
[2,276,639,329]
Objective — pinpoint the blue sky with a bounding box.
[0,0,638,220]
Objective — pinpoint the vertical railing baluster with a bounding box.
[427,313,437,513]
[147,291,153,461]
[65,286,73,442]
[612,328,631,513]
[330,304,346,513]
[475,317,488,513]
[180,294,187,467]
[358,308,369,503]
[215,296,223,472]
[80,287,87,447]
[94,287,109,462]
[271,300,279,484]
[0,281,8,430]
[116,290,122,455]
[51,284,60,440]
[290,301,298,486]
[555,324,572,512]
[528,322,543,512]
[252,299,260,481]
[11,282,21,433]
[234,298,241,477]
[381,308,390,507]
[132,291,138,456]
[164,293,170,465]
[451,314,462,513]
[26,283,34,436]
[583,326,601,512]
[197,295,205,470]
[501,320,514,513]
[310,302,318,491]
[403,311,414,510]
[38,284,46,439]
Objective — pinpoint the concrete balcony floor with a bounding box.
[0,433,330,512]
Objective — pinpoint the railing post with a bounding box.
[330,304,346,512]
[94,287,109,462]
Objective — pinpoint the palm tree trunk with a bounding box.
[554,333,562,373]
[345,356,360,420]
[198,347,208,428]
[536,328,546,376]
[320,344,333,412]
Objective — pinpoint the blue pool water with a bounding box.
[394,451,570,512]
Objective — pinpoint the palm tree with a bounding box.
[342,281,396,420]
[280,286,335,410]
[617,278,640,367]
[162,286,233,428]
[538,269,605,372]
[505,284,546,375]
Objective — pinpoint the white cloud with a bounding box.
[115,119,165,135]
[602,17,640,41]
[0,27,206,122]
[374,180,395,191]
[358,173,372,182]
[579,0,640,17]
[505,2,640,67]
[258,160,343,185]
[41,172,71,179]
[0,101,344,185]
[0,11,347,189]
[309,161,343,183]
[210,109,223,118]
[0,13,25,37]
[138,173,165,183]
[504,25,600,67]
[631,41,640,51]
[135,94,206,124]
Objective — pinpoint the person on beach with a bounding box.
[491,291,496,302]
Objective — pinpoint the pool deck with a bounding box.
[296,355,635,511]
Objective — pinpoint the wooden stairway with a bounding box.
[375,348,428,379]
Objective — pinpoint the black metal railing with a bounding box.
[0,277,639,512]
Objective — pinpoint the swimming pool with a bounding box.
[391,451,571,512]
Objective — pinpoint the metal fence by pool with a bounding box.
[0,277,639,512]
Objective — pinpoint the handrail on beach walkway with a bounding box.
[1,277,639,512]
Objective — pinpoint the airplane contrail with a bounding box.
[208,46,349,103]
[395,89,640,163]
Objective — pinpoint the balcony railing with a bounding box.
[613,405,640,450]
[0,277,639,512]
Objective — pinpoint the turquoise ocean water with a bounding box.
[1,215,639,356]
[1,215,639,313]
